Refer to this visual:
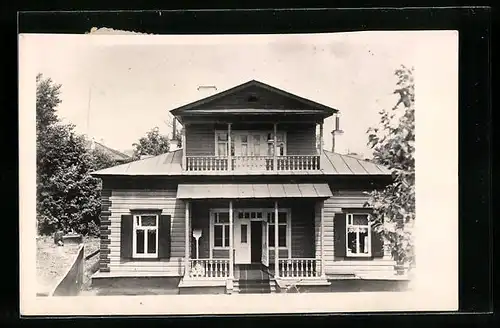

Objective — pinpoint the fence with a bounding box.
[50,244,85,296]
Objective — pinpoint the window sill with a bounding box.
[346,253,372,258]
[212,247,230,250]
[269,247,288,250]
[130,256,160,261]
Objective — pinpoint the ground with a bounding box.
[36,235,100,295]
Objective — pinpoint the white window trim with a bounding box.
[214,130,288,156]
[345,213,372,258]
[267,209,291,251]
[208,208,292,259]
[132,213,159,259]
[209,209,231,252]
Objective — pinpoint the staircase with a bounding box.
[234,264,276,294]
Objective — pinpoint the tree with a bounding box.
[132,127,170,159]
[36,74,102,236]
[365,65,415,271]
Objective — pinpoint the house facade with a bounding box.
[90,80,396,294]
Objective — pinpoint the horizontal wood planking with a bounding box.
[290,202,316,258]
[108,189,186,276]
[286,124,317,156]
[318,193,395,275]
[185,124,216,156]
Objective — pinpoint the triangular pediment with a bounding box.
[170,80,337,117]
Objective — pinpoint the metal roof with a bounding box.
[90,149,391,177]
[176,183,333,199]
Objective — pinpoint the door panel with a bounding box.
[261,220,269,267]
[234,214,251,264]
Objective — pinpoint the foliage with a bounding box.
[132,127,170,159]
[365,65,415,268]
[36,74,103,236]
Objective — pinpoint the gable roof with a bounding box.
[90,149,391,177]
[86,140,132,162]
[169,80,338,120]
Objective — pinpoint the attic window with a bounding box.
[247,94,258,102]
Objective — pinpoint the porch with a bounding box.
[176,183,333,293]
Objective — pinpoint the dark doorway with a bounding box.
[251,221,262,263]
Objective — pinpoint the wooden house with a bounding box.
[90,80,396,294]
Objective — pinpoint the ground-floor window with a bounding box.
[267,211,289,248]
[346,213,371,257]
[213,212,230,248]
[133,214,159,258]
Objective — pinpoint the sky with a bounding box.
[29,31,416,156]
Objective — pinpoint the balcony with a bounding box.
[185,155,321,172]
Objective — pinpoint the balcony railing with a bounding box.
[278,258,321,278]
[188,259,230,279]
[185,155,320,172]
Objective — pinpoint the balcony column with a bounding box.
[227,123,232,171]
[184,200,191,278]
[274,200,279,278]
[229,200,234,278]
[181,124,187,170]
[273,123,278,171]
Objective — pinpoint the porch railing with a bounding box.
[278,258,321,278]
[188,259,230,279]
[185,155,320,172]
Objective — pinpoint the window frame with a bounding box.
[267,209,291,250]
[215,130,287,156]
[132,213,159,259]
[210,210,231,250]
[345,213,372,257]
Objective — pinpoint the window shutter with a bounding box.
[334,213,346,257]
[371,229,384,258]
[120,215,133,259]
[158,215,172,259]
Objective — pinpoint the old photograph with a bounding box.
[20,30,458,315]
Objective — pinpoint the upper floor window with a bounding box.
[346,213,372,257]
[215,131,235,157]
[267,132,286,156]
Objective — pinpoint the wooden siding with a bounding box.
[188,84,320,111]
[185,124,215,156]
[319,190,395,276]
[290,201,315,258]
[107,189,185,276]
[286,124,317,156]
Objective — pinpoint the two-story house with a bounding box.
[90,80,396,294]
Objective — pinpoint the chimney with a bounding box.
[197,85,218,97]
[172,117,177,140]
[331,113,344,153]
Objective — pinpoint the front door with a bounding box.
[234,212,251,264]
[251,221,263,263]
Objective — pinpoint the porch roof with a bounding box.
[176,183,333,199]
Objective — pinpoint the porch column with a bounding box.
[274,200,279,278]
[229,200,234,278]
[181,124,187,170]
[273,123,278,171]
[227,123,232,171]
[184,200,191,278]
[320,200,325,278]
